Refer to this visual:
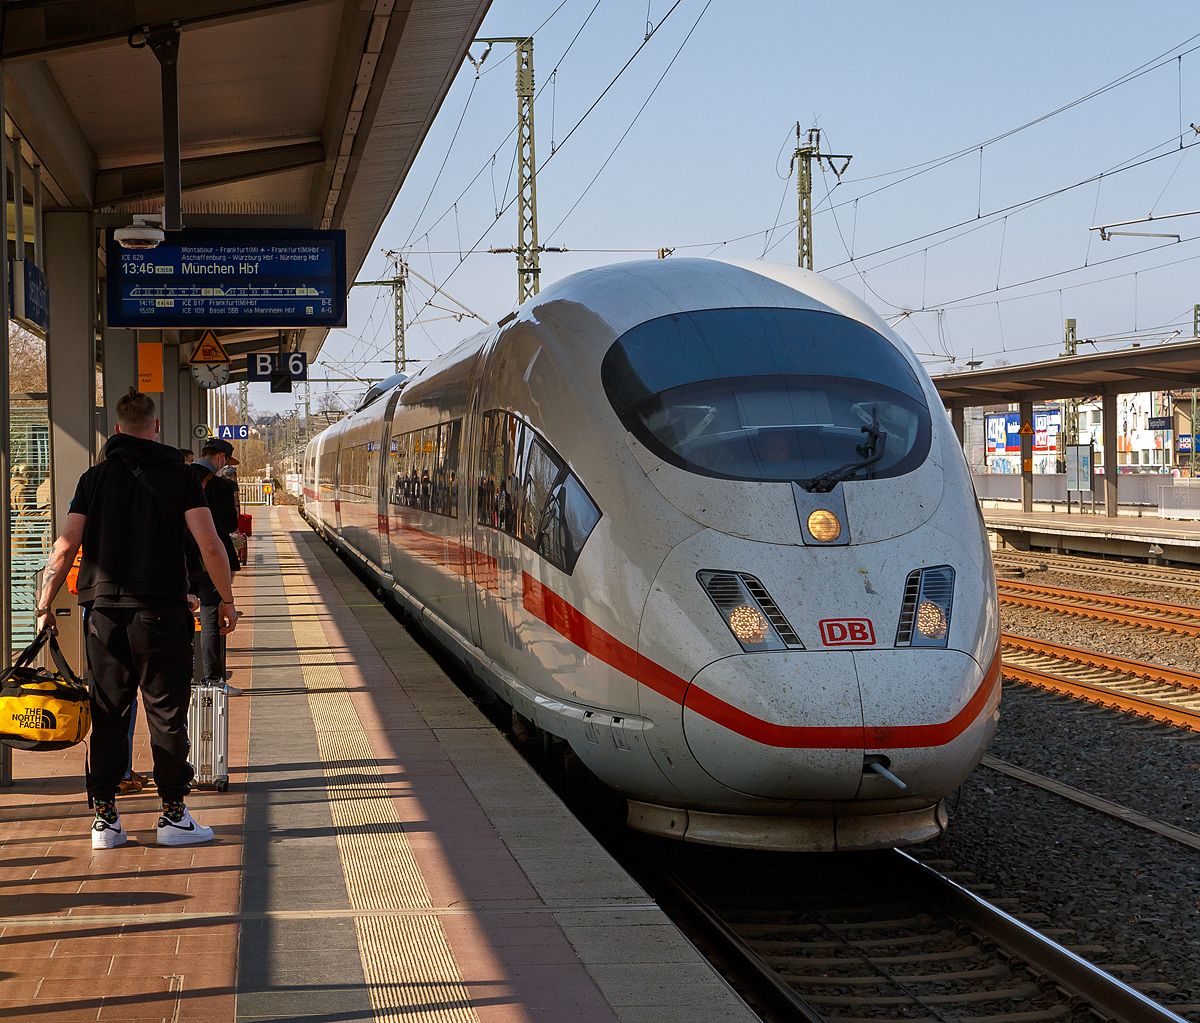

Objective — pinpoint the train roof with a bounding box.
[522,257,895,341]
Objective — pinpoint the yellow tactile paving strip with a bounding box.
[272,530,479,1023]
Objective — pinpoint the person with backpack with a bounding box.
[35,388,238,849]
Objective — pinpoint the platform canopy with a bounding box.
[3,0,490,364]
[932,338,1200,409]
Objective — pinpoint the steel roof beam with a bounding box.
[3,62,96,205]
[94,140,325,205]
[1,1,323,62]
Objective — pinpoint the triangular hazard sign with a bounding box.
[1019,421,1034,435]
[189,330,231,365]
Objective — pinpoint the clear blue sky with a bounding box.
[258,1,1200,414]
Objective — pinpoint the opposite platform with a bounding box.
[986,507,1200,565]
[0,506,757,1023]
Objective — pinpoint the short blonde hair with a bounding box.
[116,387,156,429]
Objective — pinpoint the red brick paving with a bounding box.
[0,557,255,1022]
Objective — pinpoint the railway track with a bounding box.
[1000,632,1200,730]
[993,551,1200,589]
[997,579,1200,635]
[998,629,1200,725]
[640,844,1192,1023]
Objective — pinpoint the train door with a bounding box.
[460,374,489,649]
[334,443,344,533]
[472,409,530,676]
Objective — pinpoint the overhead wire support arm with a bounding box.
[1092,207,1200,240]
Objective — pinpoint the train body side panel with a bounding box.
[385,338,482,647]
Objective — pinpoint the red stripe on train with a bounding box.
[521,571,998,751]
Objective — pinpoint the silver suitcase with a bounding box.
[187,683,229,792]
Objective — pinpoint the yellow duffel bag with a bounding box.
[0,628,90,751]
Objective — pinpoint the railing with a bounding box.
[239,480,270,505]
[1159,483,1200,520]
[972,472,1171,507]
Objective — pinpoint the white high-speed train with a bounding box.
[303,258,1001,852]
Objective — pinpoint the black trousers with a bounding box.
[85,604,195,803]
[195,579,225,684]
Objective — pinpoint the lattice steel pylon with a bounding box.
[392,261,407,374]
[792,125,852,271]
[479,37,540,302]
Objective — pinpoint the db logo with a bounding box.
[819,618,876,646]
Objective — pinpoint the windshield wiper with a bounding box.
[803,416,887,494]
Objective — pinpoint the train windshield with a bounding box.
[600,307,932,485]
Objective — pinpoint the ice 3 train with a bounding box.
[303,258,1001,852]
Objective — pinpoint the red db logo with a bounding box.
[819,618,876,646]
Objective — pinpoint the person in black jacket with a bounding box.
[36,389,238,849]
[191,439,242,694]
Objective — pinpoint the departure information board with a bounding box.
[106,229,347,328]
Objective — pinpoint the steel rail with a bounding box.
[652,848,1191,1023]
[981,755,1200,854]
[993,551,1200,589]
[644,861,827,1023]
[890,850,1190,1023]
[997,579,1200,634]
[1000,660,1200,730]
[1002,632,1200,693]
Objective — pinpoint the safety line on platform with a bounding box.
[0,903,663,928]
[271,518,478,1023]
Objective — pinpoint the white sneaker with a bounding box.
[156,807,214,846]
[91,815,128,849]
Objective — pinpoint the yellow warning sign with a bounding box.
[188,330,231,365]
[1019,421,1034,436]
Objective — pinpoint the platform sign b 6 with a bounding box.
[247,352,307,381]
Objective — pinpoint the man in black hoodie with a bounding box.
[35,388,238,849]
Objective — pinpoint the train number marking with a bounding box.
[818,618,875,646]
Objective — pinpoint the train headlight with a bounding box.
[806,509,842,542]
[916,601,948,640]
[729,605,770,644]
[698,571,805,652]
[895,566,955,648]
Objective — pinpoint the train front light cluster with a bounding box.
[698,571,804,652]
[895,566,955,648]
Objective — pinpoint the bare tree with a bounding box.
[10,323,46,393]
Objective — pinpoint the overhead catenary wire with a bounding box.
[400,0,691,324]
[544,0,712,242]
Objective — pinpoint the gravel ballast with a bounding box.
[931,562,1200,1017]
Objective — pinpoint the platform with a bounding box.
[986,507,1200,565]
[0,507,756,1022]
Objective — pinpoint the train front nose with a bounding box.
[638,528,999,808]
[681,651,865,799]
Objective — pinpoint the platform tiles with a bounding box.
[0,506,758,1023]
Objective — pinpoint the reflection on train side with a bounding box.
[476,409,601,575]
[389,419,462,518]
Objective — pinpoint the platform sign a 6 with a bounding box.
[247,352,308,381]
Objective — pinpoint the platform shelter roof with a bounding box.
[2,0,490,363]
[932,339,1200,409]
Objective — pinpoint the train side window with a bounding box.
[476,411,499,526]
[519,438,563,547]
[475,408,602,573]
[498,414,523,536]
[535,474,601,574]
